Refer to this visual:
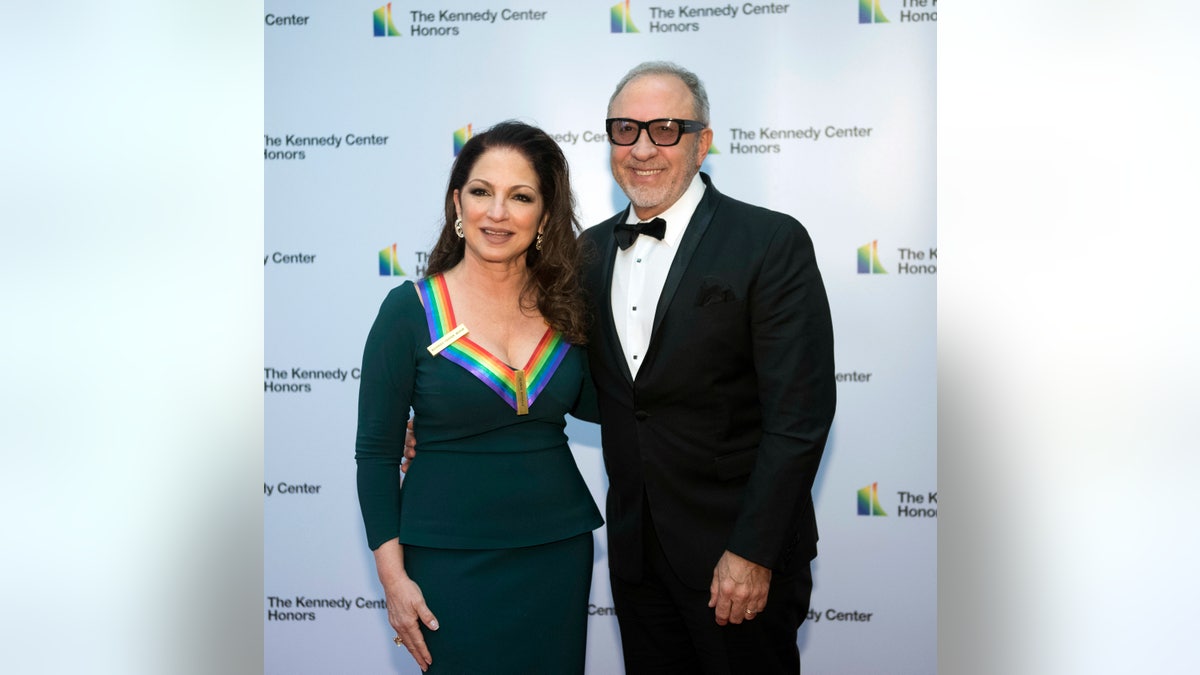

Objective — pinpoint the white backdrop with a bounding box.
[265,1,935,672]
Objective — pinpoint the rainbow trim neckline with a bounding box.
[416,274,571,415]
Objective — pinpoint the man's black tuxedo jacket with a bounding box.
[580,173,836,590]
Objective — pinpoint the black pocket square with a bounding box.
[696,278,736,307]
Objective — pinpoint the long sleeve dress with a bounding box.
[356,276,603,674]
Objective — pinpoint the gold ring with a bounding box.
[745,608,755,614]
[394,636,404,646]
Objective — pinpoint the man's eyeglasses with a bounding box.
[605,118,707,147]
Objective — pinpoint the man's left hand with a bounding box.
[708,550,772,625]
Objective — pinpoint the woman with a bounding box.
[355,121,602,673]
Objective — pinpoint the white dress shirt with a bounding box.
[611,173,707,378]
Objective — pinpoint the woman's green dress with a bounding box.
[356,278,603,674]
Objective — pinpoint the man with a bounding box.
[580,61,836,674]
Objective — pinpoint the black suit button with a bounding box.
[634,410,649,420]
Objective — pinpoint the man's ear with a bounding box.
[697,127,715,165]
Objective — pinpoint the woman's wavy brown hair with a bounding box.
[425,120,588,345]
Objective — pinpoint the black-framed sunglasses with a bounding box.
[605,118,708,147]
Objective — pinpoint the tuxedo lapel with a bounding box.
[597,206,636,385]
[644,175,721,361]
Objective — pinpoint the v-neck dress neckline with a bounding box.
[415,274,571,414]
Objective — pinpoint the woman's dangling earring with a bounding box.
[535,231,544,251]
[454,218,464,239]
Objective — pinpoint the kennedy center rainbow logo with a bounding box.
[857,240,887,274]
[857,482,887,516]
[374,3,401,36]
[453,124,473,156]
[379,244,406,276]
[859,0,889,24]
[611,0,640,33]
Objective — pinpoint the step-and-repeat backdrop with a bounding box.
[265,2,935,672]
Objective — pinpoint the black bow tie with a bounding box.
[613,217,667,250]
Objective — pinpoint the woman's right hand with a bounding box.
[373,539,439,672]
[383,574,440,672]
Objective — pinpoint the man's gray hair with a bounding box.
[607,61,711,125]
